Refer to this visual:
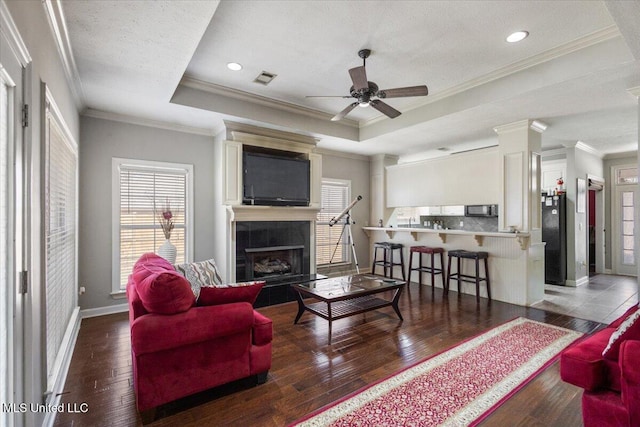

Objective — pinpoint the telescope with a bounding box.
[329,195,362,226]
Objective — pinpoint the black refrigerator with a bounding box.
[542,194,566,285]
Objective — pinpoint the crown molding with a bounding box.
[628,86,640,98]
[493,119,532,135]
[530,120,548,133]
[314,147,371,162]
[181,76,359,128]
[223,120,319,146]
[0,0,31,66]
[541,147,567,158]
[575,141,604,159]
[362,25,622,129]
[42,0,84,109]
[82,108,216,137]
[603,150,638,160]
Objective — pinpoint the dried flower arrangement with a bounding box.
[155,199,175,240]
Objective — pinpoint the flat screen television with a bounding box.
[243,151,310,206]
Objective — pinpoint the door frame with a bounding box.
[587,174,605,274]
[1,3,31,425]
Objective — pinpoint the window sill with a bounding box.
[111,291,127,300]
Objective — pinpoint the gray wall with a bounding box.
[79,116,216,310]
[319,150,371,271]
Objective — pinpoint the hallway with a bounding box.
[531,274,638,324]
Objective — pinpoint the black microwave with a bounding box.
[465,204,498,217]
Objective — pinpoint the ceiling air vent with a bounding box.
[254,71,277,85]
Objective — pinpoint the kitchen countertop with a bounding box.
[361,226,531,249]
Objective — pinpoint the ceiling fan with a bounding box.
[307,49,429,121]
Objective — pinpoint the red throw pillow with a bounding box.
[609,304,639,329]
[602,310,640,360]
[132,252,175,284]
[135,268,195,314]
[197,281,265,306]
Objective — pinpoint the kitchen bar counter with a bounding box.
[361,226,530,250]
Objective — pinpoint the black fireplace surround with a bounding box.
[236,221,313,307]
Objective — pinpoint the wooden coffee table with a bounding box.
[291,274,405,344]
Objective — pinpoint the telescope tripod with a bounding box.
[328,211,360,274]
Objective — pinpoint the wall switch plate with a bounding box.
[459,221,464,228]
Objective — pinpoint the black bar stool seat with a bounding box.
[407,246,445,292]
[372,242,406,280]
[446,250,491,302]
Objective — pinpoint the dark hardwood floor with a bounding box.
[54,283,602,427]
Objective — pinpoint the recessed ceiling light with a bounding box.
[227,62,243,71]
[506,31,529,43]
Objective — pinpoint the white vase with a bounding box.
[157,239,177,264]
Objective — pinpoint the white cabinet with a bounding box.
[223,140,243,205]
[308,153,322,208]
[442,205,465,216]
[417,205,464,216]
[541,160,566,194]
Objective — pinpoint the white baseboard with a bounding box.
[576,276,590,286]
[80,303,129,319]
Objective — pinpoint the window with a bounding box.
[617,167,638,185]
[44,89,78,390]
[621,190,635,265]
[112,159,193,293]
[316,179,350,265]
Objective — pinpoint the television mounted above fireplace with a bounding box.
[242,150,310,207]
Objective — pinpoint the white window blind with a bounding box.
[316,179,350,265]
[44,98,78,389]
[114,160,192,291]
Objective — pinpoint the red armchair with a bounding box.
[560,306,640,427]
[126,253,272,421]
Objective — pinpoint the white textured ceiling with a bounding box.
[61,0,640,158]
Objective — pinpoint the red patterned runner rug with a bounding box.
[292,317,583,427]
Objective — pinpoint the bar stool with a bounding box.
[406,246,445,292]
[446,250,491,302]
[371,242,406,280]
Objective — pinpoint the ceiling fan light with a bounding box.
[359,101,370,108]
[506,31,529,43]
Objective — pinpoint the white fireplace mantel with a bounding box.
[227,205,321,222]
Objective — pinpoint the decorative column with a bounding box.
[494,119,546,304]
[369,154,398,227]
[493,120,546,238]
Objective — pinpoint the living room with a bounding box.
[1,1,639,426]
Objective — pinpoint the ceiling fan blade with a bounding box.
[370,100,401,119]
[378,85,429,98]
[305,95,352,98]
[331,102,359,121]
[348,66,369,91]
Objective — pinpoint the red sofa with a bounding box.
[126,253,272,421]
[560,305,640,427]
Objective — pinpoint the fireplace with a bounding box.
[245,245,304,282]
[235,221,311,284]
